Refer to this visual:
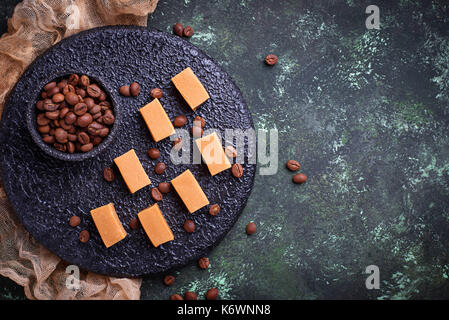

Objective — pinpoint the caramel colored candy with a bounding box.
[138,203,174,247]
[171,169,209,213]
[171,67,210,110]
[114,149,151,193]
[90,203,127,248]
[195,132,231,176]
[139,99,175,142]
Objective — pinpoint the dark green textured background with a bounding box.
[1,0,449,300]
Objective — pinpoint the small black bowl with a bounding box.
[26,72,121,161]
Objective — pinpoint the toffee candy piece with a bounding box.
[195,132,231,176]
[171,67,210,110]
[90,203,127,248]
[139,98,175,142]
[138,203,174,247]
[171,169,209,213]
[114,149,151,193]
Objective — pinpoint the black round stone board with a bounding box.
[0,26,256,277]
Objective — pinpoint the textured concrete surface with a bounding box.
[1,0,449,299]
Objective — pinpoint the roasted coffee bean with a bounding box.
[119,85,130,97]
[173,115,187,127]
[87,84,101,98]
[76,87,86,98]
[74,103,88,116]
[184,292,197,300]
[42,135,55,144]
[198,257,210,269]
[38,125,50,134]
[45,110,60,120]
[77,113,93,127]
[84,97,95,109]
[163,275,175,286]
[92,136,102,145]
[60,121,73,131]
[232,163,243,178]
[158,182,171,194]
[225,145,237,158]
[80,143,93,153]
[65,92,79,105]
[52,119,60,127]
[286,160,300,171]
[68,74,79,86]
[80,75,90,88]
[44,81,57,91]
[41,91,47,99]
[130,82,140,97]
[77,132,90,145]
[98,127,109,137]
[47,86,60,97]
[63,84,76,95]
[292,173,307,184]
[155,162,166,174]
[102,112,115,125]
[68,134,77,142]
[183,26,194,37]
[193,115,205,128]
[92,112,102,121]
[205,288,219,300]
[55,128,68,143]
[69,216,81,227]
[103,167,115,182]
[79,230,90,243]
[148,148,160,159]
[129,218,139,230]
[36,100,45,111]
[89,104,101,114]
[191,126,203,138]
[183,220,195,233]
[88,122,103,135]
[173,23,184,36]
[67,141,75,154]
[99,91,107,101]
[54,143,66,152]
[44,102,59,111]
[151,187,163,202]
[209,204,220,216]
[59,107,69,119]
[37,113,50,126]
[170,294,183,300]
[58,79,67,89]
[265,54,278,65]
[246,222,257,235]
[150,88,163,99]
[52,93,65,103]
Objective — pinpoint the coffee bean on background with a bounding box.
[265,54,278,65]
[151,187,163,202]
[130,82,140,97]
[129,218,139,230]
[209,204,220,216]
[183,26,194,37]
[173,23,184,36]
[293,173,308,184]
[183,219,195,233]
[150,88,163,99]
[286,160,301,171]
[205,288,219,300]
[193,115,205,128]
[69,216,81,227]
[154,162,166,174]
[158,182,171,194]
[246,222,257,235]
[170,294,183,300]
[119,85,130,97]
[103,167,115,182]
[198,257,210,269]
[79,230,90,243]
[163,275,175,286]
[173,115,187,127]
[232,163,243,178]
[148,148,161,159]
[184,292,197,300]
[35,74,115,154]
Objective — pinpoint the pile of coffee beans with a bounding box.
[35,74,115,153]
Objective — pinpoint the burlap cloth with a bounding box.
[0,0,159,300]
